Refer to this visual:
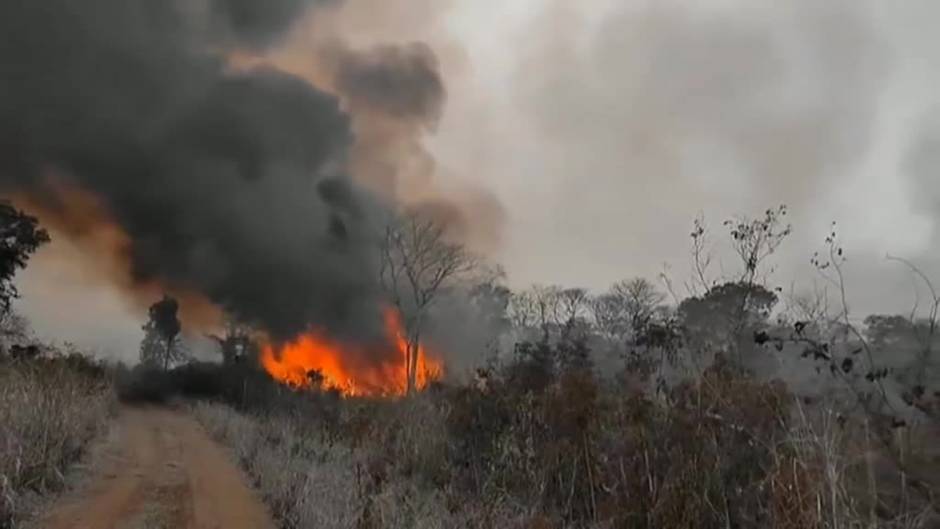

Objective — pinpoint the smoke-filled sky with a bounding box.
[10,0,940,360]
[436,0,940,310]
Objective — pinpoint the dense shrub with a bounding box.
[117,361,342,422]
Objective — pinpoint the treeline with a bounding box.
[454,206,937,426]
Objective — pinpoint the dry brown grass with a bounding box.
[194,401,360,529]
[0,356,114,528]
[193,399,530,529]
[193,346,940,529]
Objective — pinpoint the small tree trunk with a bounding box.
[163,333,179,371]
[404,340,414,394]
[406,332,420,395]
[407,341,417,394]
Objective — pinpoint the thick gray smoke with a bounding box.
[417,0,934,319]
[506,0,890,286]
[0,0,444,340]
[335,43,445,125]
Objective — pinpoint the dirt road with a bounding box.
[39,406,274,529]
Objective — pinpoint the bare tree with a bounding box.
[590,278,665,344]
[208,315,254,365]
[508,289,538,331]
[724,205,791,286]
[533,285,564,341]
[558,287,589,338]
[510,284,565,341]
[703,205,791,363]
[687,213,717,296]
[558,288,588,322]
[611,278,666,336]
[379,212,477,393]
[591,292,626,341]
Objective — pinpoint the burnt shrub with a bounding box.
[445,383,514,494]
[438,340,800,528]
[443,339,605,522]
[115,363,176,403]
[505,340,557,394]
[116,360,341,431]
[590,354,794,529]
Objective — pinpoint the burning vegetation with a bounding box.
[4,0,940,526]
[261,307,443,396]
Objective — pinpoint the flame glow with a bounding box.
[13,176,224,329]
[261,308,443,396]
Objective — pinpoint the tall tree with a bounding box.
[677,205,790,365]
[380,212,477,393]
[0,202,50,315]
[724,205,791,285]
[678,281,778,366]
[140,295,185,370]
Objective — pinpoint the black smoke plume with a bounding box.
[211,0,334,48]
[0,0,425,340]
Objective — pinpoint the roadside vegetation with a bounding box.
[0,350,115,528]
[3,196,938,528]
[192,347,937,529]
[0,202,116,528]
[187,207,940,529]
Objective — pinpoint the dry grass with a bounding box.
[192,348,940,529]
[193,399,530,529]
[0,356,114,528]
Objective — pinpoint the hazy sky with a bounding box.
[15,0,940,360]
[433,0,940,308]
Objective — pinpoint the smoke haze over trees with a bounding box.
[4,0,940,370]
[422,1,940,318]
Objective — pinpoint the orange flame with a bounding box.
[260,307,443,396]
